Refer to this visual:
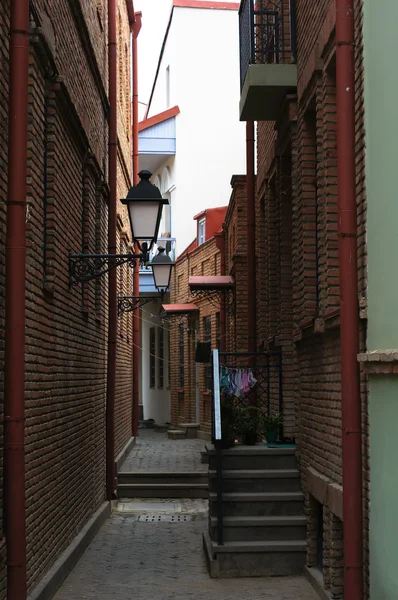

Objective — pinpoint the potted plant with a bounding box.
[262,412,283,444]
[235,406,261,445]
[219,397,238,449]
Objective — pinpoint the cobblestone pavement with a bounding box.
[120,428,208,473]
[53,512,319,600]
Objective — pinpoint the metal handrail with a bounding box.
[212,349,224,546]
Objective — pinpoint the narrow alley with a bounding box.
[1,0,391,597]
[53,430,318,600]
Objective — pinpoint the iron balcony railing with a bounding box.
[239,0,297,89]
[139,237,176,273]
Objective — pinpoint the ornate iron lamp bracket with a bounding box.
[69,253,144,286]
[118,295,162,314]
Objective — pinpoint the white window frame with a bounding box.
[198,218,206,245]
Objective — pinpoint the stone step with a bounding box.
[153,423,169,433]
[208,446,297,471]
[208,469,301,493]
[118,472,208,485]
[203,532,306,578]
[118,482,208,499]
[167,429,186,440]
[209,491,304,517]
[209,515,306,542]
[201,451,209,464]
[179,423,200,439]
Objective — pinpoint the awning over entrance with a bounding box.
[188,275,235,290]
[161,303,199,314]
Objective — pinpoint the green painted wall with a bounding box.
[364,0,398,350]
[369,378,398,599]
[364,1,398,597]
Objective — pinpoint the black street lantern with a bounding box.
[69,170,170,286]
[121,170,169,253]
[151,247,174,294]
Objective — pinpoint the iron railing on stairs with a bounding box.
[210,349,284,546]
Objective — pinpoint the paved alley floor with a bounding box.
[53,510,319,600]
[120,428,208,473]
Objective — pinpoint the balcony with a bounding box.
[239,0,297,121]
[139,237,176,293]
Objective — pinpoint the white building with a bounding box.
[138,0,245,425]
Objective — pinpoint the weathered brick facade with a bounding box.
[170,217,225,437]
[0,0,133,594]
[254,0,368,596]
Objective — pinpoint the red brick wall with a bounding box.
[252,0,368,596]
[0,0,133,594]
[170,235,222,435]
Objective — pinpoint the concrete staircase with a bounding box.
[203,445,307,578]
[117,471,208,499]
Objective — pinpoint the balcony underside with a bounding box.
[240,64,297,121]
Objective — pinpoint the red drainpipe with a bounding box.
[106,0,117,501]
[246,121,256,355]
[336,0,363,597]
[5,2,29,598]
[132,12,142,437]
[214,231,226,352]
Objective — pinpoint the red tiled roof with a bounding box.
[173,1,239,9]
[138,106,180,132]
[162,303,199,314]
[189,276,235,290]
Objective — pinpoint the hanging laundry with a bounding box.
[219,367,258,398]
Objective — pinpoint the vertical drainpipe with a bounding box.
[246,121,256,355]
[5,2,29,598]
[132,12,141,437]
[335,0,363,597]
[215,231,226,352]
[106,0,117,501]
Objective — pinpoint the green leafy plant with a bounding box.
[220,397,239,443]
[235,406,261,436]
[261,412,283,443]
[262,412,283,432]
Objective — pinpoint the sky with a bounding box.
[134,0,172,117]
[133,0,232,119]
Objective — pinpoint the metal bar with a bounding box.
[336,0,363,595]
[5,1,29,596]
[213,349,223,546]
[278,353,284,440]
[216,443,224,546]
[289,0,297,62]
[213,349,221,440]
[106,0,117,502]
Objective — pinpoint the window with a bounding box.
[158,327,164,389]
[179,324,185,388]
[203,316,212,390]
[149,328,156,388]
[198,218,206,245]
[166,65,170,108]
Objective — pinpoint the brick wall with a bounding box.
[253,0,368,596]
[0,0,133,594]
[170,235,223,435]
[0,6,9,596]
